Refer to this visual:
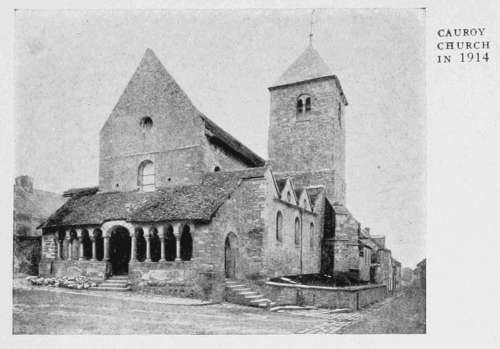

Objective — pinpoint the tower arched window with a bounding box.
[296,94,311,114]
[138,160,155,192]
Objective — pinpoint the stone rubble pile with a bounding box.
[27,276,97,289]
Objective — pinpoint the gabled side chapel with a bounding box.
[39,44,398,299]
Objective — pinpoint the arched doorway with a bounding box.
[109,226,131,275]
[224,232,237,279]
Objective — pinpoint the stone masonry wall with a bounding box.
[128,261,225,300]
[201,177,268,281]
[262,170,320,278]
[268,78,346,205]
[333,213,360,273]
[262,282,387,310]
[41,233,57,259]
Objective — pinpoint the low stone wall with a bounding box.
[262,281,387,310]
[129,261,225,301]
[39,259,226,301]
[39,259,107,281]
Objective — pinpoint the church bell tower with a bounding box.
[267,44,348,204]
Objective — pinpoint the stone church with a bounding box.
[39,45,399,301]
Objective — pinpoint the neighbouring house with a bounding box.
[13,175,66,274]
[401,266,415,286]
[38,44,401,302]
[414,258,426,289]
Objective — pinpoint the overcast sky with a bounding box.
[15,9,425,267]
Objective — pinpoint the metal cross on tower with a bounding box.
[309,9,316,45]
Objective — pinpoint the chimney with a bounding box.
[15,175,34,193]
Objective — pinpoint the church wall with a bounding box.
[99,146,207,191]
[268,78,346,204]
[261,174,319,277]
[202,177,268,280]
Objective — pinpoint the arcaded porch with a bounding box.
[42,220,195,278]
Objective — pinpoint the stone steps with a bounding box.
[224,279,275,309]
[89,275,131,292]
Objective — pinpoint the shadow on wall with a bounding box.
[270,272,370,287]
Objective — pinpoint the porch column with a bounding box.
[65,230,72,260]
[144,226,152,262]
[103,234,110,261]
[130,229,137,262]
[90,231,97,261]
[158,226,166,262]
[77,229,84,261]
[174,223,181,261]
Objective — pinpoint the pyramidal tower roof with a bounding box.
[271,45,333,88]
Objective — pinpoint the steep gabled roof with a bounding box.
[201,114,265,167]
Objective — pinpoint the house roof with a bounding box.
[41,167,269,229]
[14,185,67,221]
[332,203,351,216]
[201,113,265,167]
[63,186,99,197]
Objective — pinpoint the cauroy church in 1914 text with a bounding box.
[39,43,401,302]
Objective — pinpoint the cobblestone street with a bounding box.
[13,285,424,334]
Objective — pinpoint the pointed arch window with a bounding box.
[138,160,155,192]
[276,211,283,242]
[297,94,311,114]
[309,222,315,249]
[294,217,301,246]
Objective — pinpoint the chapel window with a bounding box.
[309,222,314,249]
[276,211,283,242]
[294,217,300,246]
[338,103,342,128]
[138,160,155,192]
[287,191,291,202]
[297,94,312,114]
